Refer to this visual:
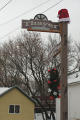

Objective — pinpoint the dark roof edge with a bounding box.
[68,81,80,86]
[0,86,36,104]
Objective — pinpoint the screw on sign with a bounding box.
[48,68,61,99]
[58,9,70,22]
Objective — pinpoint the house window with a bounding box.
[9,105,20,114]
[15,105,20,113]
[9,105,14,113]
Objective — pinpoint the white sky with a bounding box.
[0,0,80,44]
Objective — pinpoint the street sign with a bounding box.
[22,19,60,33]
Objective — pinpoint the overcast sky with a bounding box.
[0,0,80,44]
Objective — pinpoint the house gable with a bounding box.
[0,86,35,120]
[0,86,35,104]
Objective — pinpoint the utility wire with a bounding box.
[0,0,64,40]
[42,0,64,13]
[0,0,52,26]
[0,0,13,12]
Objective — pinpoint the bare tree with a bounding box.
[0,32,58,120]
[0,31,78,119]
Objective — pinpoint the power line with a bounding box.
[42,0,64,13]
[0,0,13,12]
[0,0,64,41]
[0,0,52,26]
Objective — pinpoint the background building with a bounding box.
[0,86,35,120]
[56,71,80,120]
[68,71,80,120]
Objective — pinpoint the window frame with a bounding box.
[8,104,20,114]
[15,105,20,113]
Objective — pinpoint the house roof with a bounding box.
[0,87,9,95]
[68,71,80,84]
[0,86,36,104]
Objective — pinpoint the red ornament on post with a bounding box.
[49,96,54,100]
[58,9,70,22]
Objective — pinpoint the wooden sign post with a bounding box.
[60,22,68,120]
[21,14,68,120]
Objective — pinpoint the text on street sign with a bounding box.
[22,19,60,33]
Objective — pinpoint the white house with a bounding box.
[68,71,80,120]
[56,71,80,120]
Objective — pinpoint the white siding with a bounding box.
[68,83,80,120]
[56,83,80,120]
